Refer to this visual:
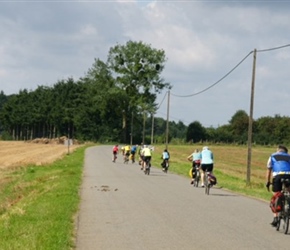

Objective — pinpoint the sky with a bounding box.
[1,0,290,128]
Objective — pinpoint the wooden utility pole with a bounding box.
[165,90,170,150]
[151,113,154,145]
[247,49,257,186]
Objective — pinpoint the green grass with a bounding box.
[151,144,274,201]
[0,145,89,250]
[0,143,275,249]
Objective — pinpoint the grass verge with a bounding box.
[0,145,88,250]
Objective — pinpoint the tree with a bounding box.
[186,121,206,143]
[106,40,171,143]
[229,110,249,143]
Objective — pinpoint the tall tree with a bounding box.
[106,40,171,143]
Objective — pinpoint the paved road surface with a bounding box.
[75,146,288,250]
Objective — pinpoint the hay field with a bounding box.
[0,141,80,169]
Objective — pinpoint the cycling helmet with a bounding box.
[203,146,208,150]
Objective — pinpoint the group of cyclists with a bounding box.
[187,146,216,187]
[112,144,153,172]
[112,144,215,183]
[112,144,172,173]
[113,142,290,228]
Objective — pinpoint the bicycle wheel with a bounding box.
[194,170,199,187]
[205,174,209,195]
[165,161,169,173]
[276,216,281,231]
[283,215,289,234]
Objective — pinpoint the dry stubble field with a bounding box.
[0,141,81,169]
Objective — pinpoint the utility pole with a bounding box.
[130,111,133,145]
[142,110,146,144]
[165,90,170,150]
[247,49,257,186]
[151,112,154,145]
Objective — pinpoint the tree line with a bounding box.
[1,40,290,145]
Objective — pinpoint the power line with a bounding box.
[156,91,167,110]
[257,43,290,53]
[171,51,253,98]
[170,43,290,98]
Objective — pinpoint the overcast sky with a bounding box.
[1,0,290,127]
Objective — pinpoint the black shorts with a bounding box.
[192,161,200,169]
[272,174,290,192]
[125,151,130,156]
[201,163,213,173]
[144,156,151,163]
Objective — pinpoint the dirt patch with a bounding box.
[0,141,81,169]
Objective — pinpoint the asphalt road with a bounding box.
[75,146,289,250]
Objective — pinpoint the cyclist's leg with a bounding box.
[191,162,195,184]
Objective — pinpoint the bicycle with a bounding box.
[131,153,135,163]
[144,158,151,175]
[162,159,169,173]
[193,167,201,187]
[112,153,117,163]
[275,178,290,234]
[204,171,212,195]
[124,154,129,164]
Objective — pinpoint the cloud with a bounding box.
[0,0,290,127]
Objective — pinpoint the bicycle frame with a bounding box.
[276,178,290,234]
[204,171,211,195]
[193,167,200,187]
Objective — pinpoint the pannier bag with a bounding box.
[270,192,284,213]
[208,173,217,185]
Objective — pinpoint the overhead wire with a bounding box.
[156,43,290,124]
[170,43,290,98]
[171,51,253,98]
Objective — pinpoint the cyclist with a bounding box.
[200,146,214,188]
[187,149,202,185]
[138,143,144,168]
[112,144,119,162]
[266,145,290,227]
[121,146,125,156]
[130,144,137,163]
[124,144,131,162]
[141,145,152,171]
[161,149,170,172]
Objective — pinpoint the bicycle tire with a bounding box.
[205,174,209,195]
[194,170,200,187]
[276,216,281,231]
[283,215,289,234]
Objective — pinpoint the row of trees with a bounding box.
[1,40,290,145]
[187,110,290,145]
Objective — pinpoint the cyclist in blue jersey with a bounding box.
[161,149,170,172]
[130,144,137,163]
[200,146,214,188]
[266,145,290,227]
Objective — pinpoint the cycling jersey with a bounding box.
[162,151,170,159]
[113,146,118,153]
[201,148,213,164]
[269,152,290,176]
[192,152,202,162]
[131,146,137,153]
[142,147,151,157]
